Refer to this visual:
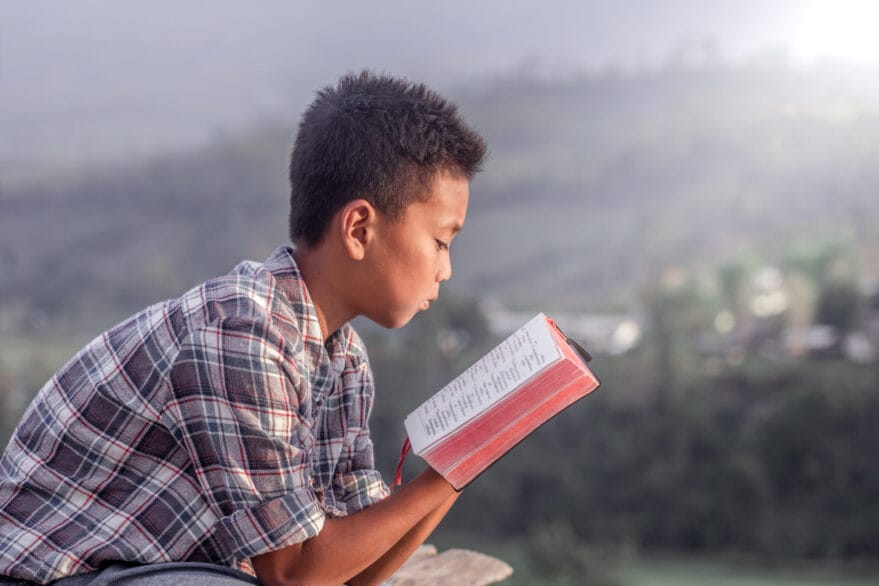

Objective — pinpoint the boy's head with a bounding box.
[288,70,487,247]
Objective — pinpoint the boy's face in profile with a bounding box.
[363,171,469,329]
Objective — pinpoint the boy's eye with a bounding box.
[436,239,449,251]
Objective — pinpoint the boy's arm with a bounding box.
[348,480,458,585]
[251,466,457,586]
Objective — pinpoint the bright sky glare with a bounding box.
[791,0,879,63]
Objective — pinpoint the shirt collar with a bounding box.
[263,245,350,385]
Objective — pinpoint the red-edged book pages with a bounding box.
[403,313,600,490]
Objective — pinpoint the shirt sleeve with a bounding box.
[330,354,390,515]
[163,315,323,563]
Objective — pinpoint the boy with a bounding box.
[0,71,487,585]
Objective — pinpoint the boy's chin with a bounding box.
[368,308,421,329]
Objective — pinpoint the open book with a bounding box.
[399,313,601,490]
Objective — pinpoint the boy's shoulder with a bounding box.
[189,245,372,367]
[175,245,302,329]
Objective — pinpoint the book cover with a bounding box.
[401,313,601,490]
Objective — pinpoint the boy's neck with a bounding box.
[292,244,354,343]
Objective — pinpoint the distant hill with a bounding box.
[3,63,879,333]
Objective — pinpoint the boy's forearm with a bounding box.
[348,488,459,586]
[252,467,456,586]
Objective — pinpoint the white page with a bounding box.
[405,313,561,454]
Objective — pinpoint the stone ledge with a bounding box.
[385,544,513,586]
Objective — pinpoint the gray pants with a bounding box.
[0,562,260,585]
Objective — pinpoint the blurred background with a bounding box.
[2,1,879,584]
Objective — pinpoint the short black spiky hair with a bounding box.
[288,70,487,246]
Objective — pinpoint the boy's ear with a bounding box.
[338,199,376,261]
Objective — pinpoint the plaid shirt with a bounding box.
[0,246,389,583]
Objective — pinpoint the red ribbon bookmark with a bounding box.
[393,436,411,490]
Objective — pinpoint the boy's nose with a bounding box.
[438,256,452,282]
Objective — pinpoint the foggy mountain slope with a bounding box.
[452,65,879,306]
[3,64,879,331]
[0,126,295,328]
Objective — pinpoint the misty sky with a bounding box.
[0,0,870,185]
